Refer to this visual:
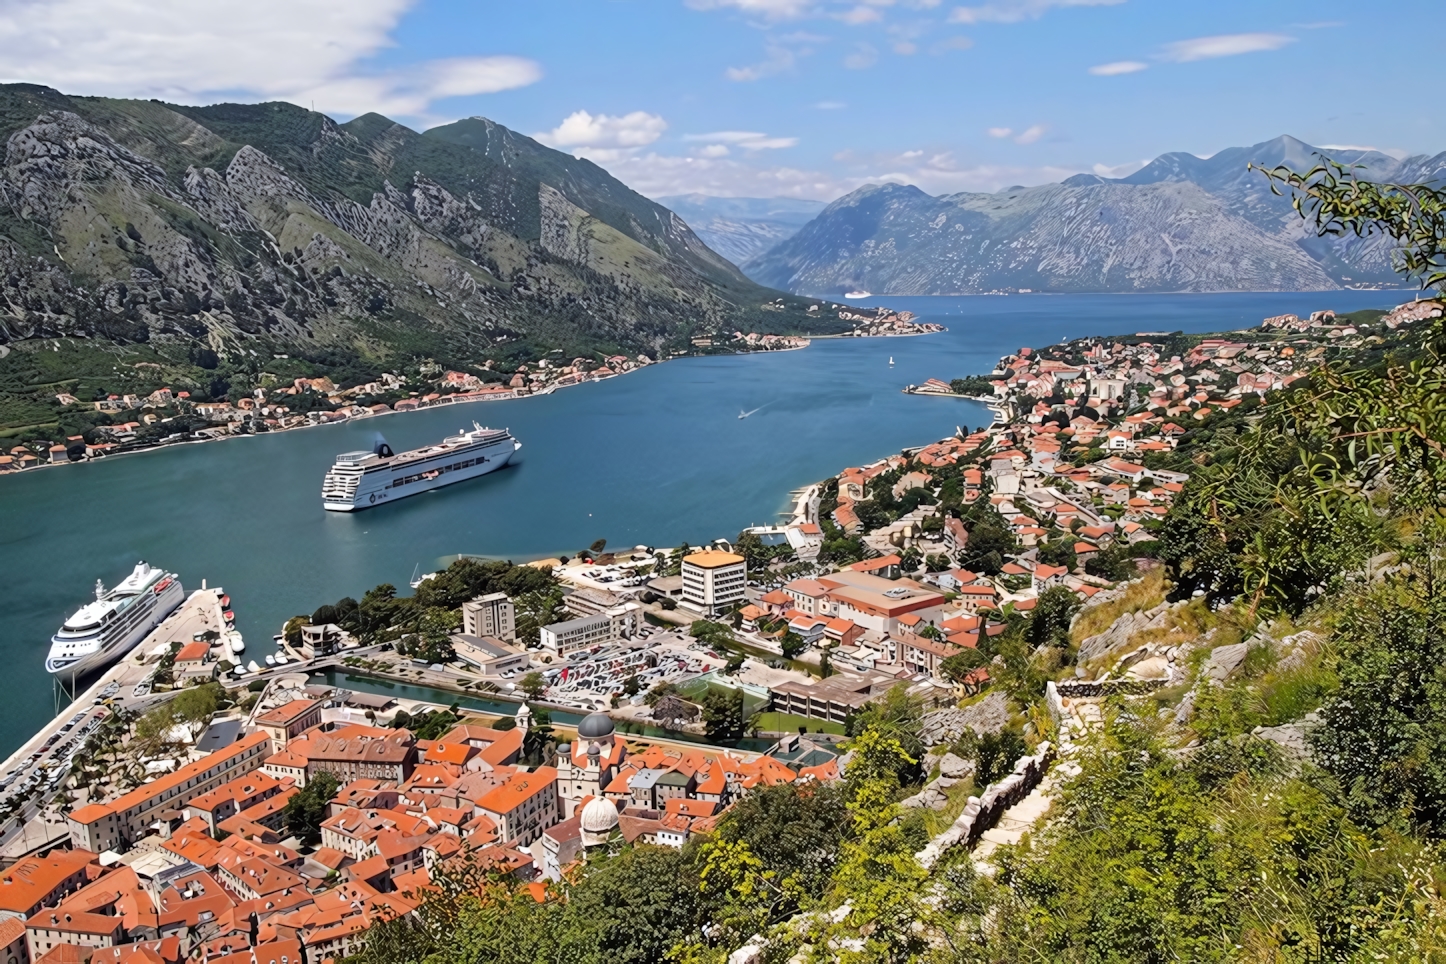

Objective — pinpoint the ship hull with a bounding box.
[46,578,185,681]
[324,437,520,512]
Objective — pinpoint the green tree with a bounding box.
[939,647,988,685]
[1029,585,1081,649]
[779,631,806,660]
[283,770,340,843]
[702,688,746,742]
[519,671,546,701]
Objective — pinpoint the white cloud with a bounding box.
[685,0,816,19]
[1013,124,1046,145]
[1092,158,1146,177]
[815,100,848,109]
[1161,33,1295,62]
[594,147,1084,202]
[1318,144,1409,160]
[987,127,1013,138]
[839,4,885,23]
[931,35,975,53]
[948,0,1124,25]
[726,41,807,81]
[893,40,919,54]
[1089,60,1148,76]
[844,42,880,68]
[534,111,668,150]
[685,130,800,150]
[696,144,732,158]
[0,0,541,120]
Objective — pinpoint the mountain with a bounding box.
[656,195,826,266]
[0,85,827,378]
[744,135,1446,296]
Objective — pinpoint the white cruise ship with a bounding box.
[321,423,522,511]
[47,563,185,680]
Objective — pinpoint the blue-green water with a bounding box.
[0,290,1404,755]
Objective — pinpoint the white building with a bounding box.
[463,592,515,642]
[680,550,747,617]
[539,603,642,656]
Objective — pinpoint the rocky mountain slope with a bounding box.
[745,135,1446,295]
[655,195,825,266]
[0,84,826,372]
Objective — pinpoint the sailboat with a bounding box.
[889,356,894,366]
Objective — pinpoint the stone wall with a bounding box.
[915,741,1054,869]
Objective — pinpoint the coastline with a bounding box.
[1,336,892,479]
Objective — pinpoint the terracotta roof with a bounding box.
[477,767,557,816]
[681,550,745,569]
[70,732,271,825]
[254,699,320,726]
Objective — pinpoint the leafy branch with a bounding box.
[1251,157,1446,290]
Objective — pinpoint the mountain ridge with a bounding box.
[744,135,1446,295]
[0,85,829,377]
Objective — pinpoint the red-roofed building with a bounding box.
[67,732,272,853]
[253,701,322,750]
[475,768,559,847]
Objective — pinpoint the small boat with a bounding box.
[275,654,289,665]
[889,357,894,366]
[228,635,245,655]
[223,610,235,623]
[264,654,277,666]
[844,290,871,299]
[220,595,230,608]
[246,659,261,673]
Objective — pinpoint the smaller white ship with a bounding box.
[889,356,894,366]
[844,290,871,299]
[47,563,185,681]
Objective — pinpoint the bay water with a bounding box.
[0,290,1404,755]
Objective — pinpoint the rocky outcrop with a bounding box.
[0,85,816,365]
[921,691,1009,746]
[1076,602,1171,665]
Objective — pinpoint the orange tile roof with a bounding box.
[0,847,97,915]
[476,767,557,816]
[682,550,745,569]
[255,699,320,726]
[175,642,210,663]
[70,731,271,825]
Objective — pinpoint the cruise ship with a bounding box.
[47,563,185,680]
[321,423,522,511]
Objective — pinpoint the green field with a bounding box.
[750,711,846,736]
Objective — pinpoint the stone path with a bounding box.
[972,777,1054,873]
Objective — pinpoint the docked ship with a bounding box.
[46,563,185,680]
[321,423,522,512]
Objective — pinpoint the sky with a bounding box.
[0,0,1440,201]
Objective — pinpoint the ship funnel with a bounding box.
[371,433,393,458]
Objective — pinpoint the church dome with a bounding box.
[580,796,620,835]
[577,712,616,740]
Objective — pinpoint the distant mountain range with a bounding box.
[0,84,826,374]
[656,195,825,266]
[742,136,1446,296]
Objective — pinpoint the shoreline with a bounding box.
[2,335,902,479]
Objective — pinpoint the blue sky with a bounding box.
[2,0,1440,199]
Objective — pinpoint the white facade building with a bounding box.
[463,592,516,642]
[680,551,747,617]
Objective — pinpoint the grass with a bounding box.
[1070,568,1166,645]
[751,711,846,736]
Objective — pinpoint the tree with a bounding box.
[974,729,1027,786]
[939,647,988,685]
[170,682,222,722]
[779,631,806,660]
[284,771,340,843]
[702,688,746,742]
[519,671,546,701]
[622,674,641,697]
[1029,585,1081,649]
[1311,580,1446,836]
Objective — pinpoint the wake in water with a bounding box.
[738,401,773,419]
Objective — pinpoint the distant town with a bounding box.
[0,305,934,474]
[0,297,1436,964]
